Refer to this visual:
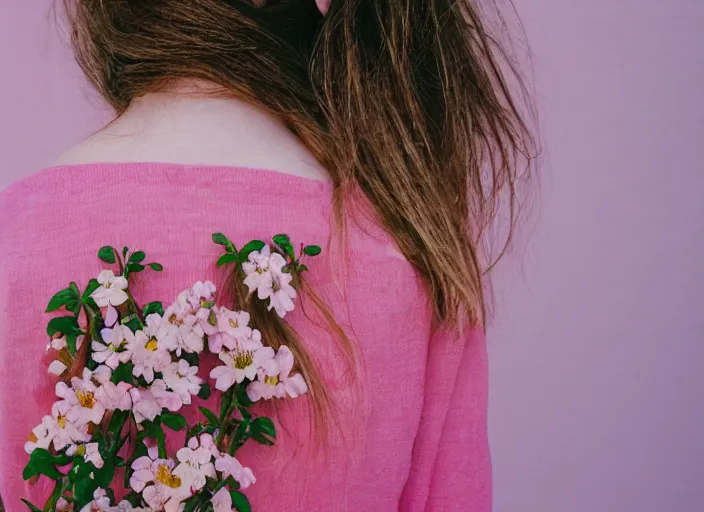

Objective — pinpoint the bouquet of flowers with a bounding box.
[21,233,321,512]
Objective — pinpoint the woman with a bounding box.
[0,0,534,510]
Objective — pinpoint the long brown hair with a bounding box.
[62,0,536,435]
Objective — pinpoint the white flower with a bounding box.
[130,327,174,384]
[211,487,232,512]
[95,381,133,411]
[55,368,106,426]
[93,325,134,369]
[48,360,68,376]
[68,442,105,469]
[173,434,216,493]
[91,270,129,308]
[79,488,112,512]
[215,453,256,490]
[210,345,274,392]
[162,359,202,405]
[247,345,308,402]
[47,400,91,451]
[130,443,191,511]
[24,415,57,454]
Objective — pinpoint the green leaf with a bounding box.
[22,448,63,480]
[213,232,237,253]
[46,288,77,313]
[251,416,277,446]
[161,413,188,431]
[219,388,235,422]
[129,250,146,263]
[66,299,81,315]
[111,362,134,384]
[199,406,219,425]
[238,240,266,263]
[272,234,291,246]
[21,499,42,512]
[182,352,200,367]
[124,492,142,507]
[212,232,229,246]
[230,491,252,512]
[122,316,142,333]
[272,234,295,258]
[197,382,211,400]
[217,253,239,267]
[235,383,253,408]
[303,245,322,256]
[98,246,116,264]
[82,279,101,301]
[143,301,164,317]
[298,264,309,272]
[123,247,129,258]
[148,262,163,272]
[224,475,240,490]
[126,262,145,273]
[47,316,82,337]
[108,409,130,439]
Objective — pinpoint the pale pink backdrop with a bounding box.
[1,2,703,511]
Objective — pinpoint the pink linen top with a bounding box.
[0,163,490,511]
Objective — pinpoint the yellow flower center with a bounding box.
[229,319,239,328]
[76,391,96,409]
[27,432,38,443]
[146,337,159,351]
[57,414,68,429]
[156,464,182,488]
[264,375,279,386]
[233,351,253,370]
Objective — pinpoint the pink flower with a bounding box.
[211,487,232,512]
[210,345,274,392]
[129,388,162,424]
[247,346,308,402]
[79,488,112,512]
[185,281,216,311]
[194,307,219,336]
[242,246,296,317]
[95,380,133,411]
[173,434,216,493]
[130,445,188,511]
[215,453,256,490]
[267,271,297,318]
[55,369,106,426]
[162,359,203,405]
[47,400,90,451]
[93,325,134,369]
[130,325,175,383]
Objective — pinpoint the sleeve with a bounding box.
[399,324,491,512]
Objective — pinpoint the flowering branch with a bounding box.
[22,235,319,511]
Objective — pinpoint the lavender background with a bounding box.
[1,1,702,511]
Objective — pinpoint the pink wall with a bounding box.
[1,2,702,511]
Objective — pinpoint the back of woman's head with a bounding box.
[63,0,536,433]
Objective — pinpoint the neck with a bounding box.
[55,81,329,181]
